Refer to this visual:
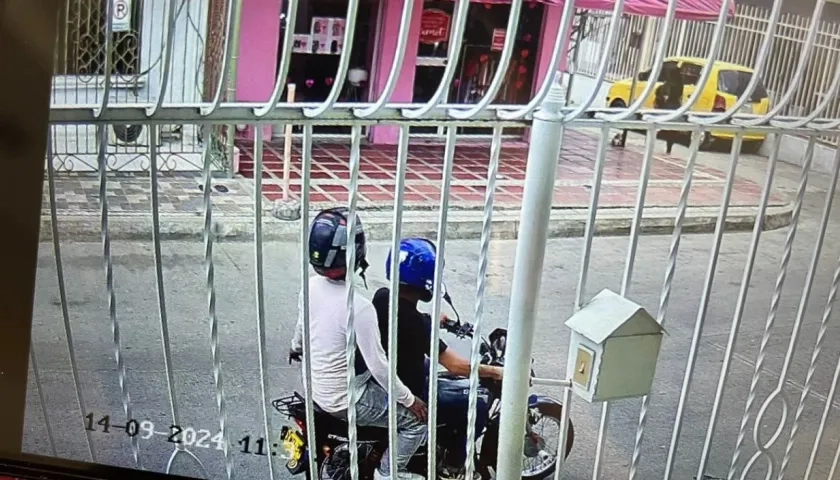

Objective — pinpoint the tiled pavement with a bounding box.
[43,129,787,219]
[236,129,787,209]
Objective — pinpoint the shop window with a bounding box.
[279,0,376,135]
[413,0,544,136]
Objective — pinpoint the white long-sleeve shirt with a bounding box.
[292,276,415,413]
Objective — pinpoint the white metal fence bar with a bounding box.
[201,133,234,479]
[252,128,276,480]
[664,133,744,479]
[45,129,96,463]
[464,125,502,480]
[385,126,411,475]
[424,125,459,478]
[147,0,179,117]
[298,124,319,479]
[27,0,840,479]
[728,137,816,479]
[591,127,656,478]
[96,125,143,468]
[779,148,840,480]
[742,139,838,480]
[628,127,704,480]
[695,134,781,478]
[344,123,363,480]
[150,127,211,476]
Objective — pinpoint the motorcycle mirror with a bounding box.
[442,287,461,323]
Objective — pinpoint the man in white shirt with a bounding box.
[292,208,426,480]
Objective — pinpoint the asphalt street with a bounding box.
[23,157,840,479]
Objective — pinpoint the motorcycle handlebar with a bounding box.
[440,318,474,338]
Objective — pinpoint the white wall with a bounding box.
[51,0,209,106]
[48,0,209,172]
[562,72,613,110]
[759,134,838,175]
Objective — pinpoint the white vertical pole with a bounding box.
[283,83,296,201]
[495,73,565,480]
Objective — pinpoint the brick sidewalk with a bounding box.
[43,129,787,221]
[236,129,786,210]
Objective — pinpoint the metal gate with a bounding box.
[7,0,840,478]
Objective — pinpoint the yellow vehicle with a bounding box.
[605,56,770,153]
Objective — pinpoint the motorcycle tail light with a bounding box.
[295,418,306,430]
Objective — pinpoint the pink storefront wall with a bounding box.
[233,0,729,144]
[230,0,578,145]
[235,0,283,140]
[367,0,424,144]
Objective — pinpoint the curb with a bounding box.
[41,204,793,242]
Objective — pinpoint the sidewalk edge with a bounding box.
[40,204,793,242]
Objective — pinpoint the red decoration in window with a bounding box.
[419,9,451,44]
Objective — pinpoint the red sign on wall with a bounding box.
[419,9,451,44]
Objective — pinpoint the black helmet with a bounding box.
[309,207,368,280]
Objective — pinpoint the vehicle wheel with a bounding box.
[699,131,715,151]
[610,99,627,110]
[520,400,575,480]
[741,139,764,155]
[319,449,351,480]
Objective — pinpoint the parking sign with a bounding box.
[112,0,131,33]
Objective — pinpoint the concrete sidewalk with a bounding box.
[42,129,795,241]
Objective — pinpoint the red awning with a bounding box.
[460,0,733,21]
[557,0,733,21]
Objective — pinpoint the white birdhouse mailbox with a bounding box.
[564,289,664,403]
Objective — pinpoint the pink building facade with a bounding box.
[234,0,569,144]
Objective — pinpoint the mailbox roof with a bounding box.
[565,289,663,344]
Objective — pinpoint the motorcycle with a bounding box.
[274,318,574,480]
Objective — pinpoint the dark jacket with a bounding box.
[655,80,684,110]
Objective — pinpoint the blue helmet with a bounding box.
[385,238,441,302]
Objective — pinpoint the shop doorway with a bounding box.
[412,0,544,138]
[276,0,378,139]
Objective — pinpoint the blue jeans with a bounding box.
[353,374,427,476]
[422,359,490,466]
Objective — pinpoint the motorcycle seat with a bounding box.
[313,405,388,442]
